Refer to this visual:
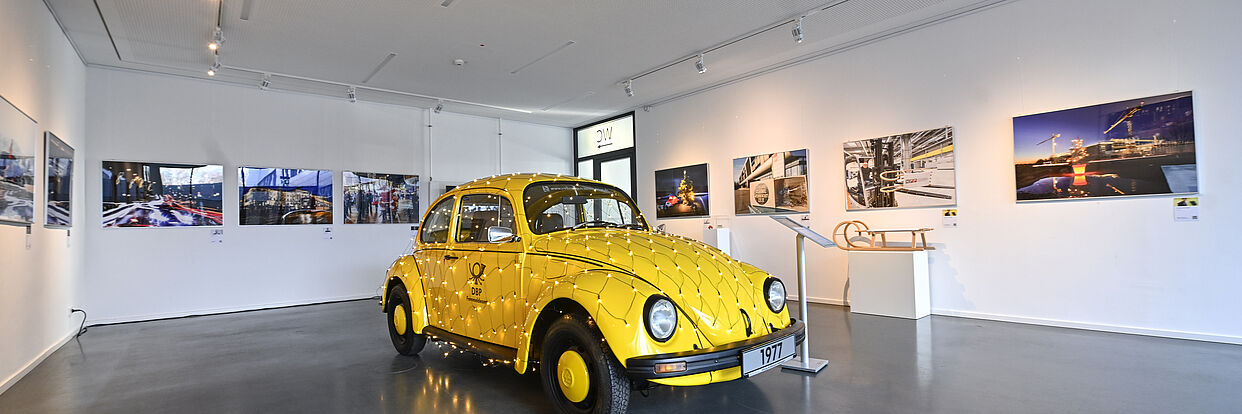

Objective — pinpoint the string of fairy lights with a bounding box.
[389,173,783,372]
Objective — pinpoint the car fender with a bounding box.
[736,261,793,327]
[382,255,430,335]
[514,269,709,374]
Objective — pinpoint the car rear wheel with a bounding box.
[540,314,630,414]
[387,286,426,355]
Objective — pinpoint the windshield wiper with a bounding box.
[572,220,618,230]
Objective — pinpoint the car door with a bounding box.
[449,191,524,347]
[415,196,457,329]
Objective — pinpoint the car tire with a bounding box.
[539,314,630,414]
[387,286,426,355]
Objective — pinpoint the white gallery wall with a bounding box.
[0,0,88,393]
[639,0,1241,343]
[85,68,570,325]
[427,111,574,195]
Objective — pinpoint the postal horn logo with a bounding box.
[753,183,770,204]
[468,262,487,283]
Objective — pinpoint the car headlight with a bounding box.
[763,277,786,313]
[644,296,677,342]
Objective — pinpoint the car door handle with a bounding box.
[443,254,460,260]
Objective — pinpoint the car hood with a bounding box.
[530,229,777,347]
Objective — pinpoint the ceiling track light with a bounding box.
[207,56,221,76]
[434,100,444,113]
[347,86,358,103]
[208,26,225,51]
[259,74,271,90]
[620,1,853,99]
[793,17,804,44]
[624,79,634,97]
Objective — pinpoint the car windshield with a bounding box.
[523,181,647,234]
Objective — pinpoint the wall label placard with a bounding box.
[1174,197,1199,222]
[942,209,958,227]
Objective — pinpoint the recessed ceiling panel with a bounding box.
[96,0,218,68]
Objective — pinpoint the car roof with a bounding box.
[450,173,609,195]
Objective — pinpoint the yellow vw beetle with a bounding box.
[380,173,803,414]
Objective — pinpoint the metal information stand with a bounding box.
[771,216,832,374]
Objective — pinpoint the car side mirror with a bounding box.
[488,226,520,243]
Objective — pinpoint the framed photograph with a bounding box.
[239,167,333,225]
[654,163,709,219]
[0,95,37,226]
[732,149,809,215]
[45,132,73,228]
[1014,92,1196,201]
[102,161,223,228]
[343,172,419,224]
[843,127,956,210]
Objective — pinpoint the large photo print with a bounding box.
[0,96,36,226]
[45,132,74,227]
[733,150,809,215]
[844,127,956,210]
[343,172,419,224]
[239,167,333,225]
[101,161,223,227]
[654,163,709,218]
[1014,92,1196,201]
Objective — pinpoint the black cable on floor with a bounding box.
[71,309,88,337]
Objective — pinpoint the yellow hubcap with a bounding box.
[393,304,408,335]
[557,350,590,403]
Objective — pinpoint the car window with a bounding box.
[588,198,635,224]
[420,197,455,244]
[523,181,645,235]
[455,193,516,243]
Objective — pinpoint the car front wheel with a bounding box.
[539,314,630,414]
[386,285,426,355]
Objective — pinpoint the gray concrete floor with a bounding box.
[2,300,1240,413]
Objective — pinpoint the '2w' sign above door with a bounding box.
[576,114,634,158]
[594,126,614,150]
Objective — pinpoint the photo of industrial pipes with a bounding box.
[843,127,956,210]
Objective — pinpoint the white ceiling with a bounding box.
[44,0,1007,127]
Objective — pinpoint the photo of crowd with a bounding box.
[343,172,419,224]
[239,167,333,225]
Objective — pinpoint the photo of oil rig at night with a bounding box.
[1013,91,1196,201]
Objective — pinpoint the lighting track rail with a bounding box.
[618,0,1015,114]
[622,0,851,85]
[222,64,532,114]
[88,0,531,115]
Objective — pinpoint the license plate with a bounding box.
[740,335,796,377]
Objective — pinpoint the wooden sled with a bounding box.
[832,220,934,251]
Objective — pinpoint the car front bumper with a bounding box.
[624,318,806,380]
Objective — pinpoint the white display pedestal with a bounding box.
[847,250,930,319]
[702,227,731,256]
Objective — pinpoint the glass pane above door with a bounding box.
[577,160,594,179]
[599,157,632,198]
